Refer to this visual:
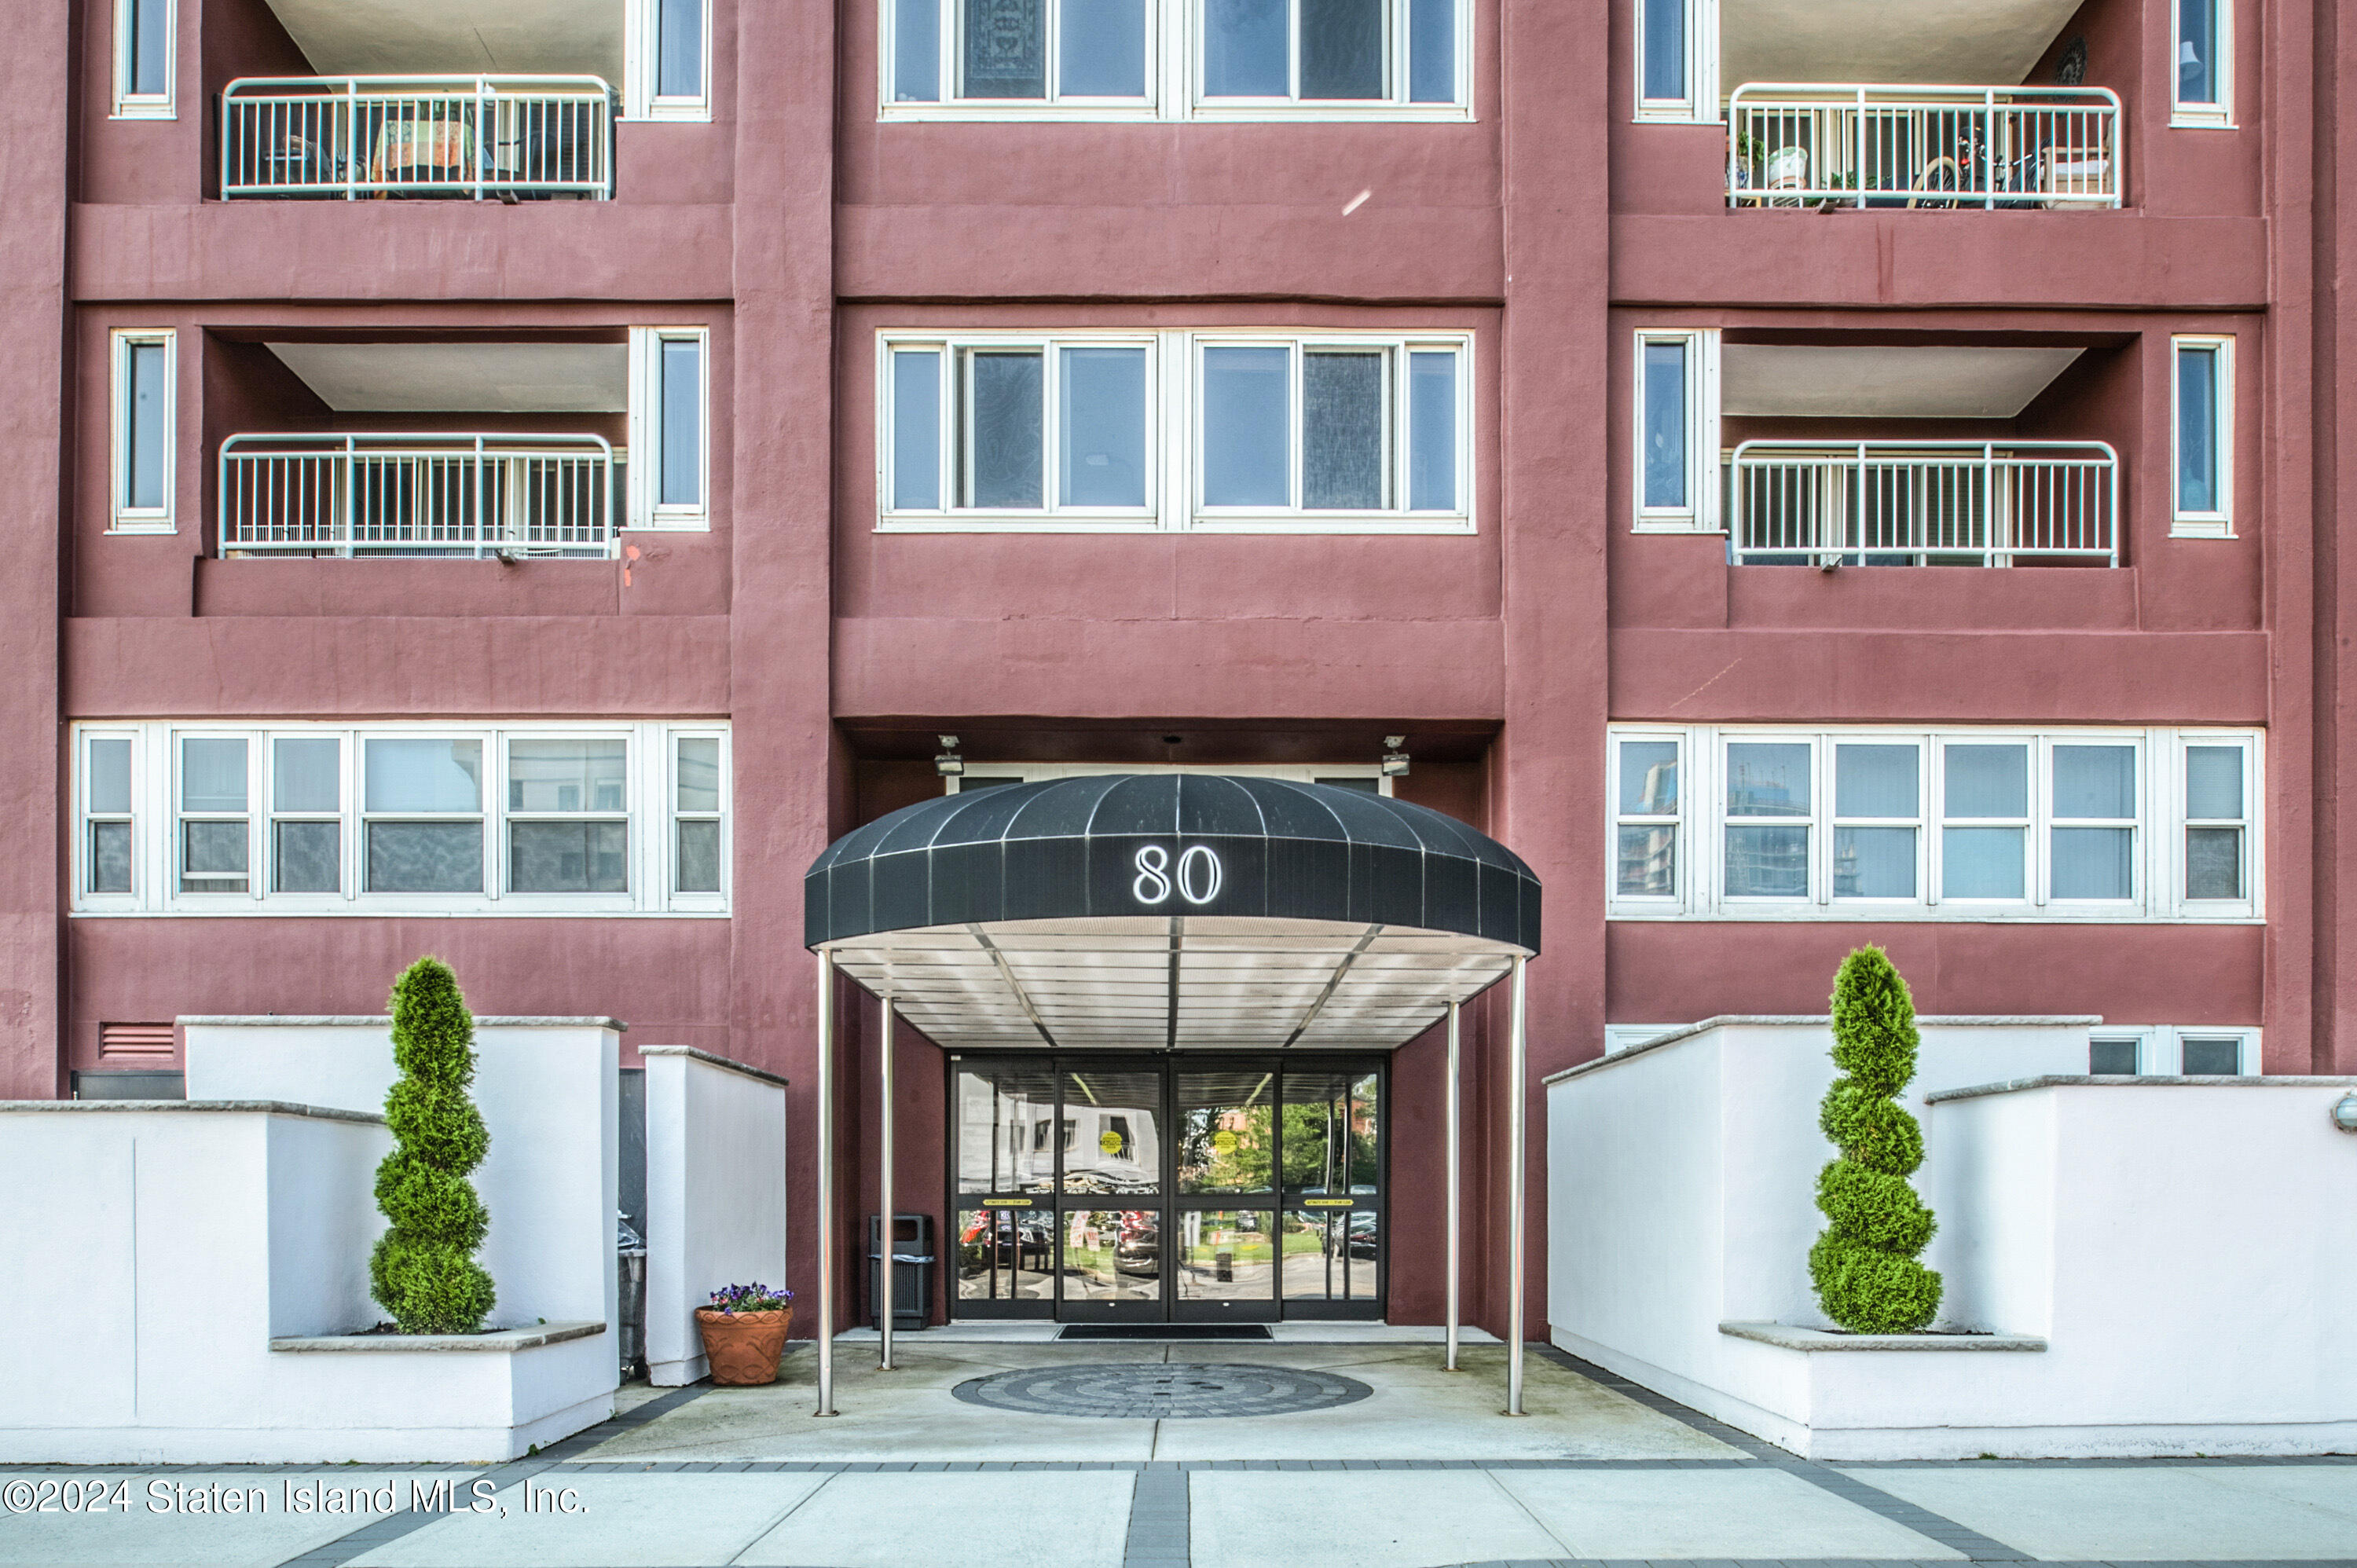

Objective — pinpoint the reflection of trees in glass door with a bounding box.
[1174,1064,1279,1321]
[1281,1068,1383,1317]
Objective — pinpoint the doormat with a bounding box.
[1058,1324,1273,1341]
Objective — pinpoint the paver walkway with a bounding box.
[2,1343,2352,1568]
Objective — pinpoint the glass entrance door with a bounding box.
[950,1055,1384,1323]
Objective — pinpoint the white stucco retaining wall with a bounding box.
[643,1047,790,1385]
[1547,1017,2357,1458]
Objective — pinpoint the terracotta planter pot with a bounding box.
[695,1307,793,1386]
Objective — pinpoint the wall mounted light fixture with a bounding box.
[935,735,962,779]
[1381,735,1410,779]
[2332,1092,2357,1134]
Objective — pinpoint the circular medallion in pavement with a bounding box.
[951,1361,1374,1420]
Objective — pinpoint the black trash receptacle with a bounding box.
[866,1213,933,1332]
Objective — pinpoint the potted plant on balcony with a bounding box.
[695,1283,796,1385]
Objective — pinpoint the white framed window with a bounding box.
[1634,0,1716,123]
[112,0,175,119]
[2171,335,2233,537]
[878,328,1473,534]
[2171,0,2231,127]
[1607,724,2263,922]
[882,0,1470,120]
[627,0,712,119]
[1632,328,1719,533]
[2091,1026,2257,1075]
[71,722,730,917]
[945,761,1392,794]
[110,329,175,533]
[629,328,709,530]
[2088,1032,2149,1075]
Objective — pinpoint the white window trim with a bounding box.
[2170,335,2234,538]
[629,327,711,532]
[1604,1024,1682,1054]
[625,0,713,120]
[1633,0,1718,124]
[111,0,175,119]
[1631,328,1720,533]
[70,721,730,918]
[1606,724,2264,923]
[2092,1025,2258,1075]
[877,328,1475,535]
[946,761,1392,794]
[669,731,731,905]
[879,0,1474,122]
[2169,0,2234,129]
[108,328,176,534]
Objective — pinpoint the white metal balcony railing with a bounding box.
[1730,441,2119,567]
[218,434,618,559]
[1728,85,2121,210]
[221,76,615,200]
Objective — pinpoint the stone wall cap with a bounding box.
[1721,1321,2047,1353]
[638,1046,789,1088]
[271,1321,606,1353]
[178,1015,628,1031]
[1926,1073,2357,1104]
[1543,1015,2106,1086]
[0,1099,385,1124]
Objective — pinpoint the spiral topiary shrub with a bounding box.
[1809,946,1943,1333]
[370,957,497,1335]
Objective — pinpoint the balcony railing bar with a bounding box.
[221,75,616,201]
[1728,84,2122,211]
[1730,440,2119,568]
[218,432,617,559]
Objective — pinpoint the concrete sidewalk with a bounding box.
[2,1345,2352,1568]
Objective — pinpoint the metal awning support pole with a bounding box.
[878,993,896,1372]
[1444,996,1462,1372]
[1505,954,1528,1416]
[814,948,837,1417]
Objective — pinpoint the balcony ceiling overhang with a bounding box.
[1723,345,2085,419]
[808,775,1539,1053]
[266,343,629,412]
[264,0,622,79]
[1724,0,2084,90]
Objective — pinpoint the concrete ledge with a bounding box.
[1928,1073,2357,1102]
[178,1014,627,1030]
[1720,1321,2047,1353]
[0,1098,383,1123]
[272,1321,605,1354]
[1545,1015,2105,1084]
[639,1045,788,1088]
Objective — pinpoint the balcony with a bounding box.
[220,432,617,558]
[1730,441,2117,566]
[222,75,616,201]
[1728,85,2120,210]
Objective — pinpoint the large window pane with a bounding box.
[2177,346,2218,512]
[895,0,942,100]
[1642,0,1686,101]
[956,1208,1053,1301]
[1280,1210,1376,1300]
[2186,746,2243,819]
[181,738,247,813]
[511,820,629,893]
[1303,351,1384,509]
[127,342,167,511]
[964,0,1048,97]
[181,821,247,892]
[892,350,943,508]
[1175,1211,1276,1301]
[1300,0,1384,100]
[657,0,703,97]
[1061,1068,1160,1193]
[89,738,133,815]
[1835,744,1918,819]
[1408,0,1454,101]
[1725,742,1809,816]
[1641,341,1688,509]
[274,820,339,893]
[676,737,722,813]
[1407,350,1457,511]
[1061,0,1146,95]
[1201,346,1291,506]
[2177,0,2217,105]
[659,339,702,507]
[1177,1068,1275,1193]
[367,822,483,893]
[1062,1210,1158,1301]
[1204,0,1288,96]
[969,351,1044,507]
[1725,825,1808,898]
[273,737,339,812]
[676,819,722,892]
[508,740,627,814]
[1945,745,2028,818]
[1943,826,2025,899]
[956,1064,1062,1192]
[1283,1069,1378,1194]
[1834,826,1915,899]
[1059,347,1147,507]
[1616,825,1676,897]
[1619,741,1678,815]
[130,0,170,97]
[90,822,133,894]
[366,740,482,812]
[2186,826,2243,899]
[2052,826,2132,900]
[2054,745,2135,819]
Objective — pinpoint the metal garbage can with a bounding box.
[866,1213,934,1332]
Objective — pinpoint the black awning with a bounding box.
[805,774,1539,954]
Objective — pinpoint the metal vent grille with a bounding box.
[99,1022,175,1058]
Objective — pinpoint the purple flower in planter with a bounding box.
[706,1282,795,1313]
